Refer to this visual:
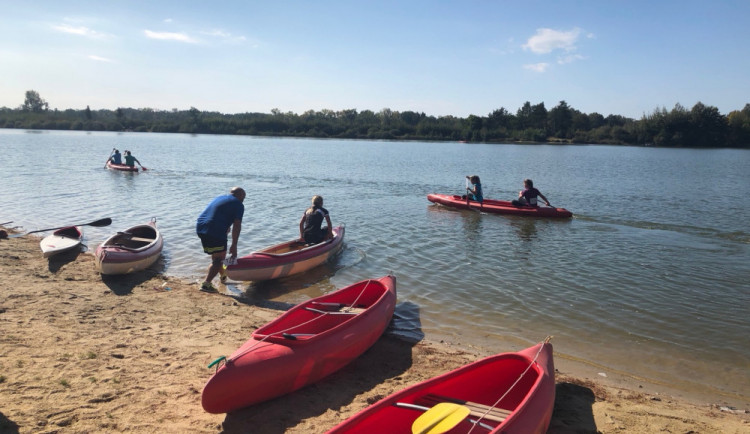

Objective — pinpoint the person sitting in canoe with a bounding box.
[462,175,483,203]
[299,195,333,244]
[123,150,141,168]
[111,149,122,164]
[512,178,552,207]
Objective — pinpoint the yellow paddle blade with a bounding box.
[412,402,471,434]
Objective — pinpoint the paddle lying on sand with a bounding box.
[10,218,112,238]
[412,402,472,434]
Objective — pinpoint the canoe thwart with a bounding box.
[304,307,362,315]
[418,394,510,423]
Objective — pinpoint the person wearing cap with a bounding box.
[299,195,332,244]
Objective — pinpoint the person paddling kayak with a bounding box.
[512,178,551,207]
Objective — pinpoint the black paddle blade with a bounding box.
[89,218,112,227]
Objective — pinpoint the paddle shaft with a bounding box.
[11,217,112,237]
[104,147,115,168]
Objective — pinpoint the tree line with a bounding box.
[2,90,748,148]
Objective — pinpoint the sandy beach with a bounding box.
[0,227,747,433]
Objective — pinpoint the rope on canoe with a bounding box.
[467,336,553,434]
[211,280,373,369]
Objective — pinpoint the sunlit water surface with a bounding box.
[2,130,748,406]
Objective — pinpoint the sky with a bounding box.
[1,0,748,119]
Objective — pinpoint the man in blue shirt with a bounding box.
[196,187,245,292]
[111,149,122,164]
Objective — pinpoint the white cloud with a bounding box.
[89,55,113,63]
[144,30,197,43]
[524,63,550,72]
[523,28,582,54]
[163,18,173,23]
[558,54,585,64]
[201,29,248,44]
[52,23,110,39]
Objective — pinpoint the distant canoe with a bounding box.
[106,160,139,172]
[201,274,397,414]
[94,219,163,275]
[326,340,555,434]
[428,194,573,218]
[225,226,345,282]
[40,226,83,258]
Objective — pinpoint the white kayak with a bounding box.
[40,226,83,258]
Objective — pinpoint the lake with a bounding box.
[1,129,748,407]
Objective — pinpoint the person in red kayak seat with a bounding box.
[512,178,552,207]
[111,149,122,164]
[461,175,483,204]
[299,195,333,245]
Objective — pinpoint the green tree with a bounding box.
[22,90,49,112]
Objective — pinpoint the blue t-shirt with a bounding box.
[111,153,122,164]
[470,182,483,202]
[196,194,245,239]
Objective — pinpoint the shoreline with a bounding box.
[1,228,748,433]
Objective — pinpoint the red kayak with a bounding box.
[428,193,573,218]
[106,160,139,172]
[201,275,397,414]
[225,226,345,282]
[326,339,554,434]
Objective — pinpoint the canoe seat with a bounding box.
[304,307,363,315]
[127,236,155,242]
[418,394,511,423]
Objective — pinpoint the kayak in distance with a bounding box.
[326,339,554,434]
[225,225,345,282]
[427,194,573,218]
[94,219,163,275]
[201,274,397,414]
[106,160,139,172]
[40,226,83,258]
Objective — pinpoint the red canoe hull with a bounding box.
[326,341,555,434]
[428,193,573,218]
[201,275,397,413]
[106,160,139,172]
[225,226,345,281]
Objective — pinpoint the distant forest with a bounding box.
[2,90,749,148]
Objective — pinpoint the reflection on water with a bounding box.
[2,130,749,406]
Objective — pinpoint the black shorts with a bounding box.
[198,234,227,254]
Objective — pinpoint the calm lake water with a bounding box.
[2,129,748,406]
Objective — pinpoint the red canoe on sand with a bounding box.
[201,275,397,414]
[326,339,554,434]
[428,193,573,218]
[225,226,345,282]
[106,160,139,172]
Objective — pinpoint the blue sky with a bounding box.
[2,0,748,119]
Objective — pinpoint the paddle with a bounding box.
[10,218,112,238]
[138,162,148,171]
[412,402,471,434]
[104,148,115,168]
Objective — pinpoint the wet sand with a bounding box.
[0,227,747,433]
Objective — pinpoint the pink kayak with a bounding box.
[225,225,345,281]
[201,275,397,414]
[94,219,163,275]
[326,339,555,434]
[428,193,573,218]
